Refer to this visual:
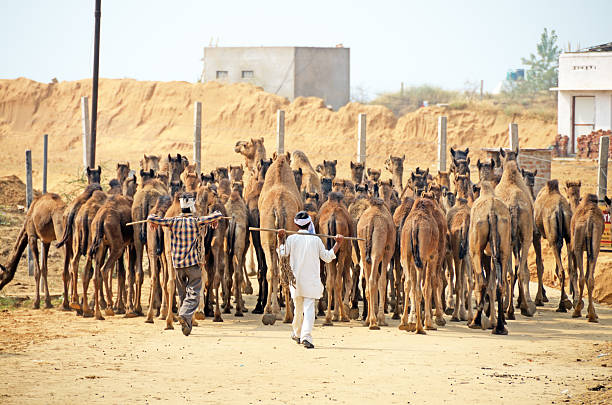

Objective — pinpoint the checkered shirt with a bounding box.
[148,211,222,269]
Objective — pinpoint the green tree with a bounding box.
[520,28,561,93]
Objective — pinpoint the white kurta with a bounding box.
[278,230,336,299]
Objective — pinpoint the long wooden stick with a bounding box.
[249,227,365,242]
[126,217,232,226]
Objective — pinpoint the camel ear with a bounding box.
[367,168,372,176]
[298,167,302,174]
[168,154,172,161]
[140,169,146,177]
[401,155,405,161]
[499,148,505,158]
[450,148,456,158]
[477,159,482,169]
[578,181,581,187]
[258,137,264,143]
[351,161,355,169]
[364,183,369,192]
[86,167,91,175]
[521,168,525,176]
[411,173,416,181]
[605,196,611,206]
[272,152,278,161]
[333,160,337,165]
[116,163,121,169]
[465,148,469,155]
[534,169,537,176]
[491,158,495,168]
[316,164,323,174]
[425,168,429,176]
[240,164,243,170]
[389,179,393,186]
[285,152,291,163]
[144,154,148,160]
[466,157,470,166]
[315,193,319,202]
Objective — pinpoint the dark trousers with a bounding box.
[175,264,202,327]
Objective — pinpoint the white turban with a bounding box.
[294,215,315,234]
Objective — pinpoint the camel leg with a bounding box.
[415,265,426,334]
[377,260,389,327]
[213,255,224,323]
[69,248,82,310]
[533,234,547,305]
[468,252,484,329]
[334,263,344,322]
[506,255,516,320]
[93,250,105,321]
[433,264,446,327]
[367,259,380,330]
[423,262,436,330]
[572,248,585,318]
[165,264,176,330]
[586,253,599,322]
[451,255,463,322]
[59,243,71,310]
[391,255,402,320]
[116,253,127,315]
[517,242,536,317]
[234,254,245,316]
[242,260,253,295]
[223,252,233,314]
[283,284,293,323]
[341,260,352,322]
[398,261,412,330]
[349,262,361,320]
[39,242,52,308]
[444,253,454,314]
[81,257,94,317]
[324,262,334,325]
[159,255,169,319]
[102,253,119,317]
[464,259,473,322]
[127,239,143,316]
[28,237,41,309]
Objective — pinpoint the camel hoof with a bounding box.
[506,312,516,320]
[194,311,205,320]
[99,300,107,310]
[251,307,264,315]
[534,299,544,307]
[124,311,140,319]
[95,314,105,321]
[444,307,454,315]
[245,286,254,295]
[369,325,380,330]
[262,314,276,325]
[425,325,437,331]
[115,307,126,315]
[340,316,350,322]
[556,306,567,313]
[234,311,244,317]
[398,324,410,331]
[323,320,333,326]
[104,308,115,316]
[492,327,508,335]
[348,308,360,320]
[223,308,231,314]
[563,299,573,310]
[59,304,71,312]
[44,300,53,309]
[416,329,427,335]
[571,310,581,318]
[145,318,154,324]
[521,303,536,317]
[82,310,94,318]
[435,317,446,326]
[213,315,223,323]
[165,325,174,330]
[450,316,460,322]
[33,301,40,309]
[588,316,599,323]
[69,302,82,311]
[282,317,292,324]
[391,313,400,320]
[468,322,481,329]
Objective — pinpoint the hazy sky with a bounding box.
[1,0,611,97]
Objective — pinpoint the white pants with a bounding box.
[292,296,315,344]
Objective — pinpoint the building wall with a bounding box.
[483,149,551,197]
[558,52,612,90]
[202,47,295,99]
[294,47,350,110]
[557,90,612,151]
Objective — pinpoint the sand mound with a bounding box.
[0,175,40,207]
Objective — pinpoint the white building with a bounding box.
[554,42,612,153]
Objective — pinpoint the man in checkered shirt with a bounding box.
[148,192,222,336]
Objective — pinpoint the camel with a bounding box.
[450,148,470,176]
[332,179,356,206]
[454,173,475,204]
[234,137,266,171]
[570,194,607,322]
[441,188,456,213]
[365,168,381,190]
[389,195,415,320]
[108,179,122,195]
[231,180,244,197]
[144,195,172,323]
[200,172,214,186]
[437,171,451,190]
[183,171,201,192]
[316,160,338,180]
[86,166,102,185]
[404,168,429,198]
[116,163,130,186]
[350,161,365,184]
[122,173,138,198]
[384,155,405,194]
[291,150,322,198]
[521,168,545,306]
[446,197,472,322]
[378,179,399,214]
[477,159,501,186]
[468,181,511,334]
[398,197,440,334]
[347,189,371,319]
[293,168,303,190]
[258,152,302,325]
[140,154,161,173]
[224,189,250,317]
[88,194,133,320]
[534,180,574,312]
[56,184,103,252]
[318,192,354,325]
[495,149,537,319]
[0,193,70,311]
[565,181,582,213]
[68,189,108,316]
[321,177,332,202]
[161,154,188,183]
[303,192,320,226]
[229,165,244,182]
[156,171,169,187]
[521,169,537,199]
[357,198,395,329]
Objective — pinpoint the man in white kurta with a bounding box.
[278,211,343,349]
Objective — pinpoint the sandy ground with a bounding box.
[1,271,611,405]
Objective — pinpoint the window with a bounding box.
[216,71,228,79]
[241,70,254,78]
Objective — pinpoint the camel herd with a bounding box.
[0,138,608,335]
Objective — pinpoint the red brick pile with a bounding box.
[576,129,612,159]
[551,135,569,157]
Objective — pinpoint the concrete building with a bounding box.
[201,46,350,110]
[554,42,612,153]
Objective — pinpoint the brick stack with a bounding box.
[576,129,612,159]
[551,135,569,158]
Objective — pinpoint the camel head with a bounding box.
[168,180,184,198]
[231,180,244,196]
[355,183,369,198]
[214,167,229,181]
[409,168,429,197]
[292,168,303,190]
[427,183,442,203]
[116,162,130,183]
[450,148,470,175]
[140,154,161,173]
[200,171,214,186]
[321,177,333,198]
[477,158,496,183]
[183,171,201,192]
[384,155,405,174]
[156,171,169,186]
[367,168,381,182]
[499,147,518,164]
[442,187,456,208]
[229,165,244,182]
[316,160,337,179]
[122,175,138,198]
[436,171,450,189]
[257,158,273,181]
[303,191,320,206]
[332,179,345,192]
[520,168,537,190]
[328,191,344,204]
[167,154,185,183]
[140,168,156,183]
[350,161,366,183]
[86,165,102,185]
[454,174,471,200]
[472,183,481,199]
[565,180,582,207]
[234,139,253,156]
[108,179,122,195]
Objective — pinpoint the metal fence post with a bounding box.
[193,101,202,174]
[598,136,609,201]
[438,116,447,172]
[25,150,34,276]
[357,113,366,164]
[276,109,285,155]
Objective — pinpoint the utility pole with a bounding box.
[89,0,102,169]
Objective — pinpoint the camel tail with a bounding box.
[555,208,566,253]
[79,213,89,256]
[155,227,164,256]
[140,194,151,244]
[411,225,423,269]
[488,210,502,281]
[56,207,77,248]
[509,205,519,256]
[326,213,336,250]
[459,217,469,260]
[0,221,29,290]
[585,217,594,262]
[365,222,374,264]
[89,216,106,258]
[227,217,237,258]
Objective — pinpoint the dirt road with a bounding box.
[0,281,610,405]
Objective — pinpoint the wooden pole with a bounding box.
[25,150,34,276]
[42,134,48,194]
[357,113,366,164]
[193,101,202,175]
[89,0,101,169]
[438,116,447,172]
[480,79,483,100]
[81,96,90,170]
[126,216,232,226]
[249,227,365,242]
[509,123,519,153]
[598,136,609,201]
[276,109,285,155]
